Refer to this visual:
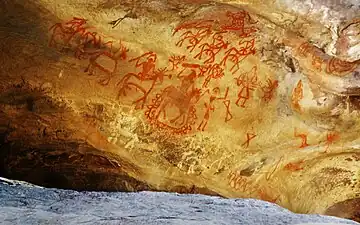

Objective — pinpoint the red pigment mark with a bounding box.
[81,41,129,85]
[168,55,186,71]
[266,156,283,181]
[49,17,89,48]
[294,128,309,148]
[223,99,233,122]
[324,132,340,152]
[49,18,129,85]
[197,87,230,131]
[173,19,214,35]
[326,57,358,75]
[234,66,258,108]
[145,68,202,134]
[228,171,251,192]
[175,25,213,53]
[297,42,313,57]
[291,80,303,113]
[242,132,256,148]
[201,63,225,88]
[220,39,256,74]
[257,188,279,203]
[145,87,201,135]
[311,53,325,72]
[284,160,305,171]
[117,52,170,109]
[220,10,258,37]
[260,78,278,103]
[194,31,229,64]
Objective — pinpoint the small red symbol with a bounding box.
[242,132,257,148]
[284,160,305,171]
[294,128,309,148]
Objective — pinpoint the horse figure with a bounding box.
[117,52,171,109]
[154,87,202,127]
[81,41,129,85]
[49,17,90,48]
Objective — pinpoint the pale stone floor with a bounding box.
[0,178,359,225]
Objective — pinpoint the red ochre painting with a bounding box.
[48,11,279,137]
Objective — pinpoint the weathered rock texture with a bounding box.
[0,0,359,222]
[1,178,359,225]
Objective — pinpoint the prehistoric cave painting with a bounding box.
[265,156,284,181]
[228,170,255,192]
[234,66,259,108]
[173,9,257,74]
[220,10,258,37]
[81,41,129,85]
[194,31,229,64]
[298,41,359,76]
[174,20,214,53]
[145,86,201,135]
[197,87,230,131]
[49,17,129,85]
[168,55,186,71]
[283,160,305,172]
[220,39,256,74]
[257,187,279,203]
[324,132,340,152]
[49,17,90,48]
[291,80,303,113]
[111,9,267,135]
[200,63,225,88]
[242,131,257,148]
[260,78,279,103]
[294,128,309,148]
[326,57,359,75]
[116,52,171,109]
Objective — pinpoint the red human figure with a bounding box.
[220,39,256,74]
[324,132,340,152]
[194,31,229,64]
[173,19,214,35]
[168,55,186,71]
[234,66,258,108]
[117,52,169,109]
[261,78,279,103]
[197,87,229,131]
[202,64,225,88]
[242,132,256,148]
[197,90,216,131]
[220,10,258,37]
[83,41,129,85]
[176,28,213,53]
[294,128,309,148]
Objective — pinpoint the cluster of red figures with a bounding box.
[49,17,129,85]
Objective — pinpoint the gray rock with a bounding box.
[0,178,359,225]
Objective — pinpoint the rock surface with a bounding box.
[0,0,359,222]
[0,178,359,225]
